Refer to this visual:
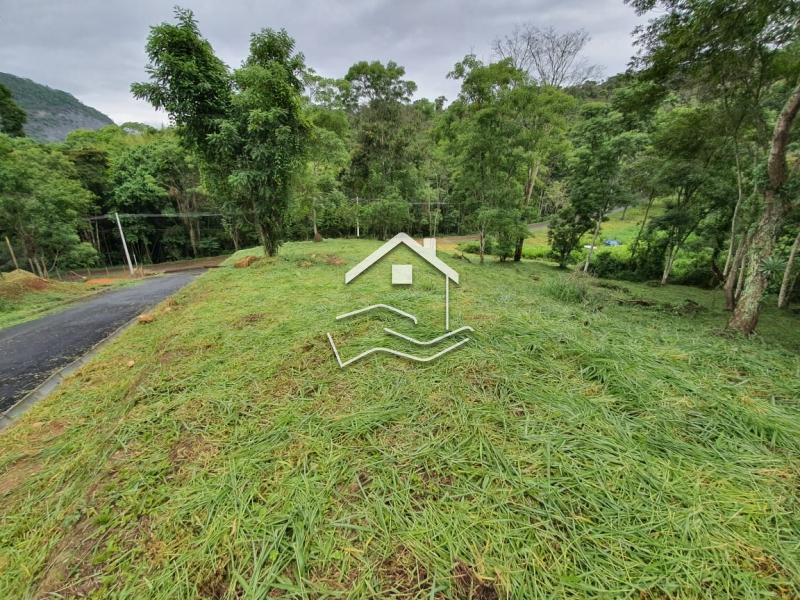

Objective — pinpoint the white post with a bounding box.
[445,276,450,331]
[355,196,360,238]
[115,212,134,275]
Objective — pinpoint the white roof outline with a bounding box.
[345,233,459,285]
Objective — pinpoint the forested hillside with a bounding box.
[0,72,114,141]
[0,1,798,335]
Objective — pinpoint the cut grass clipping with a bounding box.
[0,239,799,598]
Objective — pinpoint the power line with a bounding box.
[86,213,224,221]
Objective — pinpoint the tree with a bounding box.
[131,8,230,159]
[627,0,800,332]
[342,60,425,204]
[564,103,639,272]
[444,56,526,263]
[501,83,574,260]
[133,9,309,257]
[777,228,800,308]
[0,135,96,274]
[292,109,350,241]
[548,205,594,268]
[493,25,602,87]
[0,84,26,137]
[641,105,733,284]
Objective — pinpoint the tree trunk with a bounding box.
[722,144,745,278]
[661,245,677,285]
[621,204,629,220]
[513,237,524,262]
[729,197,784,331]
[479,229,485,265]
[729,81,800,333]
[312,204,322,242]
[724,233,748,310]
[514,161,540,262]
[778,228,800,309]
[583,215,602,273]
[631,192,655,255]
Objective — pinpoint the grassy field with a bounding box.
[0,239,798,598]
[0,270,133,330]
[446,203,661,262]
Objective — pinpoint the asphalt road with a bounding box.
[0,272,200,413]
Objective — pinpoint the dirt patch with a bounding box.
[324,254,346,266]
[197,565,230,600]
[169,434,218,477]
[85,278,118,286]
[234,312,266,328]
[234,255,260,268]
[34,517,104,599]
[452,562,498,600]
[0,458,43,496]
[377,547,431,596]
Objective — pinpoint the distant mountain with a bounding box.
[0,72,114,142]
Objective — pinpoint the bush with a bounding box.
[589,247,634,279]
[457,239,495,255]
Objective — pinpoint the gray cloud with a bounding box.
[0,0,645,125]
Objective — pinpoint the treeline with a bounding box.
[1,0,798,334]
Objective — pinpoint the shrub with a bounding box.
[457,239,495,255]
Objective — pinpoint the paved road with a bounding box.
[0,272,200,413]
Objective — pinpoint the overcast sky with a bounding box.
[0,0,646,126]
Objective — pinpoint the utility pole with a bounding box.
[4,236,18,270]
[115,212,134,276]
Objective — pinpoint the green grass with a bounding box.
[454,203,662,262]
[0,272,134,330]
[0,239,798,598]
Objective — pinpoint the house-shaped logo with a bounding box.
[327,233,474,368]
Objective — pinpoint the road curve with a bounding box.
[0,272,200,413]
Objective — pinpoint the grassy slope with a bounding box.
[0,272,133,330]
[0,239,798,599]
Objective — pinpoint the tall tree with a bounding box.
[131,8,230,159]
[342,60,424,204]
[627,0,800,332]
[493,25,602,87]
[212,28,310,256]
[557,103,639,271]
[133,9,309,256]
[0,84,26,137]
[444,56,527,263]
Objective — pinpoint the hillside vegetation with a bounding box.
[0,240,798,598]
[0,72,113,141]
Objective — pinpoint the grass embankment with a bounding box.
[0,270,133,330]
[0,239,798,598]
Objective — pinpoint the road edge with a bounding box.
[0,314,141,432]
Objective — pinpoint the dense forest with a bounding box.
[1,0,798,334]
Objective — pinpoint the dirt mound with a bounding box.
[0,269,49,299]
[234,255,260,268]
